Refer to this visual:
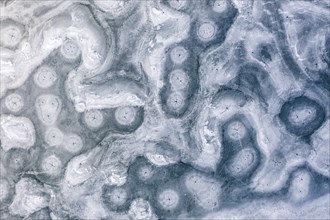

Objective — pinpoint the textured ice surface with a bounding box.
[0,0,329,219]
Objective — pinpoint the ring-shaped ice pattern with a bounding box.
[34,66,57,89]
[41,154,63,177]
[84,110,104,128]
[60,39,81,61]
[226,120,247,141]
[63,134,83,153]
[109,188,128,206]
[5,93,24,112]
[197,21,217,41]
[169,69,189,90]
[44,127,64,147]
[3,148,29,173]
[170,46,188,65]
[158,189,180,210]
[138,165,154,181]
[0,25,23,48]
[279,96,325,136]
[114,106,138,126]
[166,92,186,113]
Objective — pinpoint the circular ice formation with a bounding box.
[102,185,131,212]
[170,46,188,64]
[35,94,62,126]
[0,115,36,152]
[60,39,81,62]
[166,92,186,113]
[158,189,180,210]
[212,0,227,13]
[169,69,189,90]
[167,0,188,10]
[197,21,216,41]
[63,134,83,153]
[33,66,57,89]
[44,127,64,147]
[0,25,23,48]
[84,109,104,128]
[137,165,154,181]
[226,120,247,141]
[227,147,258,177]
[109,187,128,206]
[40,155,63,177]
[5,93,24,112]
[114,106,137,126]
[3,148,29,173]
[279,96,326,136]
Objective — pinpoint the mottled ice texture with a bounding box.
[0,0,329,219]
